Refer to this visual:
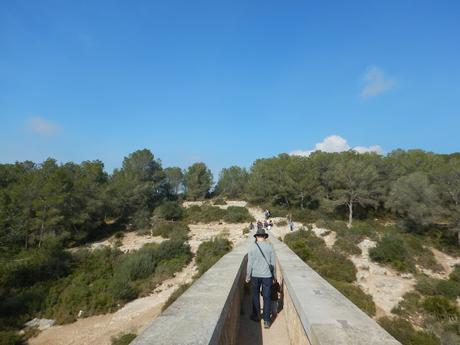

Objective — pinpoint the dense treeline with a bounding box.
[216,150,460,245]
[0,149,215,251]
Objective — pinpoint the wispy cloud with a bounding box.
[360,66,395,99]
[26,116,59,136]
[290,135,383,156]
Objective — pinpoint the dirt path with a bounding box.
[89,232,166,253]
[350,239,416,317]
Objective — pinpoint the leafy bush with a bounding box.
[150,222,189,241]
[185,205,226,223]
[284,230,356,283]
[132,209,151,229]
[0,240,73,289]
[114,231,125,239]
[378,317,440,345]
[417,274,460,301]
[315,219,348,233]
[333,238,361,256]
[185,205,253,223]
[153,201,184,221]
[196,237,232,275]
[449,265,460,282]
[44,240,192,324]
[329,279,376,316]
[392,292,423,318]
[0,331,24,345]
[213,197,227,205]
[222,206,254,223]
[369,234,415,272]
[162,283,191,311]
[111,333,136,345]
[422,296,459,320]
[290,209,321,224]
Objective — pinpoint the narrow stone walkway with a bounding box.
[237,285,290,345]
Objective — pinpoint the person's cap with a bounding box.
[254,228,269,238]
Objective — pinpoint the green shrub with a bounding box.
[290,209,320,224]
[369,234,415,272]
[333,238,361,256]
[185,205,226,223]
[111,333,136,345]
[436,280,460,300]
[151,222,189,241]
[132,209,151,229]
[185,205,253,224]
[392,292,423,317]
[416,276,460,300]
[116,246,158,281]
[284,230,356,283]
[416,276,439,296]
[222,206,254,223]
[196,237,232,275]
[0,240,73,289]
[162,283,191,311]
[213,198,227,205]
[153,202,184,221]
[449,265,460,282]
[329,280,376,316]
[422,296,459,320]
[43,240,192,324]
[0,331,24,345]
[114,231,125,239]
[378,317,440,345]
[315,219,348,233]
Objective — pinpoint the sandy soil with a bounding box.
[310,225,337,248]
[89,232,166,253]
[349,239,416,317]
[183,200,247,209]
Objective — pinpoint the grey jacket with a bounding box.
[246,240,276,280]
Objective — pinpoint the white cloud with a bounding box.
[290,135,383,156]
[26,117,59,136]
[360,66,395,98]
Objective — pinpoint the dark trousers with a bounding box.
[251,276,272,322]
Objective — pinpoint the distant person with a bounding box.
[249,222,255,230]
[268,220,274,229]
[257,221,263,230]
[264,209,270,220]
[270,279,281,319]
[288,219,294,232]
[263,220,269,229]
[246,228,276,329]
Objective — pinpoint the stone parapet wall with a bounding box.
[131,238,250,345]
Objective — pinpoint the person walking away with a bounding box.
[249,222,254,230]
[270,279,281,318]
[246,228,276,329]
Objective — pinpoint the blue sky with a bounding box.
[1,1,459,177]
